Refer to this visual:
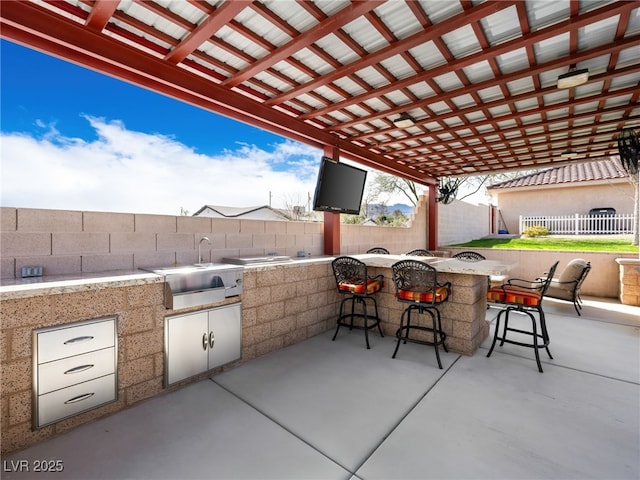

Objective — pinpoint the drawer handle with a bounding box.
[64,392,95,404]
[63,335,94,345]
[64,364,94,375]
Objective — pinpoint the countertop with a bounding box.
[0,257,334,299]
[0,254,512,300]
[351,254,514,275]
[0,270,163,300]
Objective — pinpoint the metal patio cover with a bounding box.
[2,0,639,186]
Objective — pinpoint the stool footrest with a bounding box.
[336,313,382,330]
[395,325,446,347]
[495,327,549,349]
[332,294,384,349]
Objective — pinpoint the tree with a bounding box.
[281,192,313,221]
[369,174,422,206]
[370,170,533,207]
[611,156,639,246]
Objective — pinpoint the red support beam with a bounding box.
[428,186,438,251]
[323,145,341,256]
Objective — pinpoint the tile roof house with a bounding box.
[487,159,635,234]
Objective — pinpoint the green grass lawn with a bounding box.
[449,236,639,253]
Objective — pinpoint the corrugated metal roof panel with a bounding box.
[5,0,638,180]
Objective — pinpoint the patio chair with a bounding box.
[391,259,451,369]
[486,261,559,373]
[544,259,591,316]
[331,256,384,349]
[406,249,433,256]
[366,247,389,254]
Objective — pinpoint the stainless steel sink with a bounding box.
[142,264,243,309]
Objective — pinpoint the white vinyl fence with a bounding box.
[519,213,636,235]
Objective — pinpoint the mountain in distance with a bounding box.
[365,203,413,216]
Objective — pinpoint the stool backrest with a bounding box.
[332,256,368,289]
[452,251,486,262]
[366,247,389,254]
[406,249,433,256]
[391,260,439,304]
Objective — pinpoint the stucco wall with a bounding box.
[491,180,634,234]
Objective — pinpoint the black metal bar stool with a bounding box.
[331,256,384,349]
[486,261,559,372]
[366,247,389,254]
[406,249,433,256]
[391,259,451,368]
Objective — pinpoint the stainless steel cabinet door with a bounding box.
[208,304,241,369]
[166,311,209,385]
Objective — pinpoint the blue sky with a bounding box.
[2,39,380,215]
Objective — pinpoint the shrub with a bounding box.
[523,225,550,237]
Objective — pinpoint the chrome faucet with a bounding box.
[198,236,211,264]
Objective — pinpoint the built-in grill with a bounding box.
[144,264,243,310]
[222,255,292,265]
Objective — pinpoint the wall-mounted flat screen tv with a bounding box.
[312,157,367,215]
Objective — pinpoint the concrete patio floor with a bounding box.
[2,296,639,480]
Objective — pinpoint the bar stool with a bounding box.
[331,256,384,349]
[406,249,433,256]
[391,259,451,368]
[486,261,559,372]
[366,247,389,254]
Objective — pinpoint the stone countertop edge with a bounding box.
[349,254,513,275]
[0,271,163,299]
[0,254,511,299]
[240,256,334,270]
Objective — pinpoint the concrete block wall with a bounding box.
[437,200,491,246]
[342,195,428,254]
[0,208,328,279]
[240,261,340,361]
[0,199,431,279]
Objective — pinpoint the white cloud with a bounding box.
[0,117,324,215]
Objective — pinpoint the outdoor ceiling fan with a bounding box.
[617,128,639,175]
[437,177,463,205]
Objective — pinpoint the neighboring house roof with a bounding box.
[487,159,628,190]
[193,205,290,221]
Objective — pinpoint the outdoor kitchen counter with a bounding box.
[240,253,509,355]
[347,254,513,356]
[1,255,502,454]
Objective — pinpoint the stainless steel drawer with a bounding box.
[36,317,116,363]
[37,347,116,395]
[36,374,117,428]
